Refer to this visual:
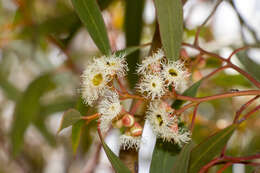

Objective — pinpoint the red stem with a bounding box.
[227,46,250,61]
[238,105,260,123]
[233,95,259,123]
[182,42,260,88]
[216,162,232,173]
[190,103,199,131]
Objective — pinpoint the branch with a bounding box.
[182,43,260,88]
[233,95,259,123]
[194,0,224,45]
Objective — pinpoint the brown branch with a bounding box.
[238,105,260,123]
[194,0,224,46]
[182,43,260,88]
[174,90,260,103]
[190,103,199,131]
[233,95,259,123]
[227,46,250,61]
[216,162,232,173]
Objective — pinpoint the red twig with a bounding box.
[130,100,143,115]
[238,105,260,123]
[182,43,260,88]
[233,95,260,123]
[190,103,199,131]
[202,65,229,80]
[116,77,128,93]
[199,157,222,173]
[227,46,250,61]
[194,0,224,46]
[174,90,260,103]
[216,162,232,173]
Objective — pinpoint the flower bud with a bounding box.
[113,119,123,128]
[122,114,135,127]
[130,122,143,137]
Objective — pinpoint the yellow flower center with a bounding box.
[152,82,156,88]
[169,68,178,77]
[92,73,103,86]
[156,114,164,126]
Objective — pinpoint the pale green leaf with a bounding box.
[72,0,111,54]
[189,125,237,173]
[154,0,183,60]
[10,73,56,156]
[99,134,131,173]
[172,142,194,173]
[71,120,85,154]
[58,109,82,133]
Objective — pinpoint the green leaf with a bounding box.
[237,51,260,82]
[34,118,56,147]
[154,0,183,60]
[58,109,82,133]
[115,46,143,57]
[150,139,181,173]
[212,72,251,87]
[39,97,76,117]
[172,80,201,109]
[124,0,145,88]
[72,0,111,55]
[10,74,56,156]
[189,125,237,173]
[150,80,201,172]
[100,136,131,173]
[172,142,194,173]
[0,73,22,101]
[71,120,85,154]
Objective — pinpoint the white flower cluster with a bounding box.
[119,135,142,150]
[81,54,128,106]
[98,89,122,134]
[81,49,191,150]
[136,49,189,99]
[146,100,190,146]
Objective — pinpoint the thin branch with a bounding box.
[190,103,199,131]
[238,105,260,123]
[182,42,260,88]
[194,0,223,45]
[174,90,260,103]
[216,162,232,173]
[227,46,250,61]
[233,95,259,123]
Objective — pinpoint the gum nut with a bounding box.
[114,119,123,128]
[130,122,143,136]
[122,114,135,127]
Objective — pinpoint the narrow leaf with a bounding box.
[71,120,85,154]
[124,0,145,88]
[150,140,181,173]
[34,118,56,147]
[99,132,131,173]
[154,0,183,60]
[151,80,201,172]
[172,80,201,109]
[237,51,260,82]
[58,109,82,133]
[189,125,237,173]
[10,74,56,156]
[172,142,194,173]
[115,46,142,57]
[72,0,111,54]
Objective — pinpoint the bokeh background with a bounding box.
[0,0,260,172]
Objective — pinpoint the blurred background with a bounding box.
[0,0,260,172]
